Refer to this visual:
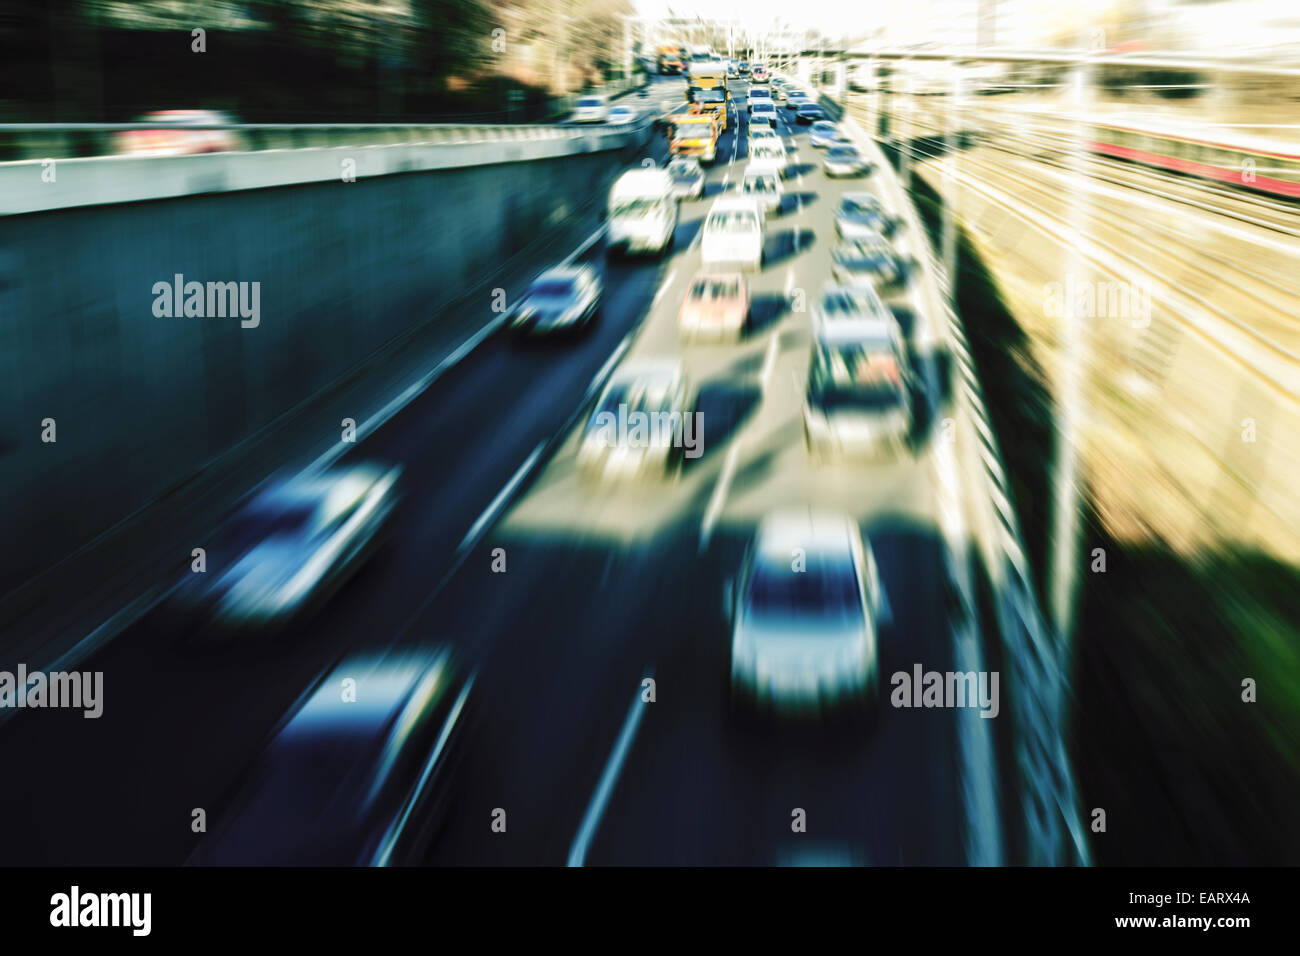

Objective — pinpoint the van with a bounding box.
[606,168,678,257]
[572,95,610,124]
[701,197,764,272]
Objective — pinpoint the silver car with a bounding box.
[578,360,696,481]
[508,266,602,336]
[728,510,884,712]
[179,464,402,626]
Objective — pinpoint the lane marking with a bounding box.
[652,269,677,305]
[456,442,544,556]
[699,442,741,550]
[759,330,780,389]
[567,677,654,867]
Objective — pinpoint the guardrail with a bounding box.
[0,77,651,162]
[818,81,1092,866]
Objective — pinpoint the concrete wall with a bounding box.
[0,131,645,590]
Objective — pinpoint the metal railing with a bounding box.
[0,77,651,162]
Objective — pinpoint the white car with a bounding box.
[728,510,883,711]
[811,283,891,335]
[748,140,787,178]
[607,105,637,125]
[701,197,765,272]
[579,360,695,481]
[175,464,402,626]
[572,95,610,123]
[749,102,779,127]
[742,161,784,215]
[507,266,602,336]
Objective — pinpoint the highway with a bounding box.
[0,76,978,865]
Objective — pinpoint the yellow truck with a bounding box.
[685,66,729,132]
[670,109,720,164]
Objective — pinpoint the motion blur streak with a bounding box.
[0,0,1297,868]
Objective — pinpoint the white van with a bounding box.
[742,161,784,215]
[607,168,678,256]
[701,197,764,272]
[572,95,610,124]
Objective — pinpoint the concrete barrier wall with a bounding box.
[0,132,645,590]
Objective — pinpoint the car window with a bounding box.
[745,552,862,622]
[707,209,759,232]
[530,278,578,298]
[691,278,741,300]
[577,98,603,107]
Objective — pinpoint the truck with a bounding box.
[657,46,684,75]
[685,65,729,131]
[669,109,720,164]
[606,168,678,257]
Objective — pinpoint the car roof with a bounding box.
[277,650,450,744]
[816,317,899,347]
[753,510,860,561]
[709,196,762,213]
[534,266,588,284]
[251,465,379,514]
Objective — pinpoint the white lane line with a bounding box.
[784,267,794,296]
[652,269,677,305]
[759,330,780,389]
[456,441,544,556]
[567,677,654,867]
[46,220,607,676]
[589,335,632,396]
[699,442,741,550]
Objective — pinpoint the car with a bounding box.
[112,109,243,155]
[748,116,774,132]
[607,105,637,125]
[823,144,869,177]
[173,464,401,627]
[742,161,785,214]
[808,120,843,147]
[831,232,908,291]
[835,192,897,240]
[796,103,826,124]
[507,266,601,336]
[747,90,772,114]
[678,272,750,341]
[190,646,473,865]
[607,167,678,254]
[701,197,765,271]
[571,95,610,123]
[739,61,751,76]
[751,65,770,83]
[579,360,696,480]
[785,91,808,110]
[749,101,779,127]
[811,283,892,334]
[727,510,883,712]
[666,156,705,200]
[748,139,787,178]
[749,125,778,144]
[803,319,914,460]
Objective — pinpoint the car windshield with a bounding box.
[227,500,318,547]
[821,291,870,317]
[690,277,742,300]
[529,278,577,299]
[841,197,881,216]
[811,347,906,411]
[668,163,699,179]
[706,209,759,232]
[812,122,836,134]
[610,108,632,116]
[745,552,862,622]
[829,147,858,160]
[590,379,678,427]
[744,176,777,193]
[577,98,603,108]
[612,198,661,217]
[838,236,890,259]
